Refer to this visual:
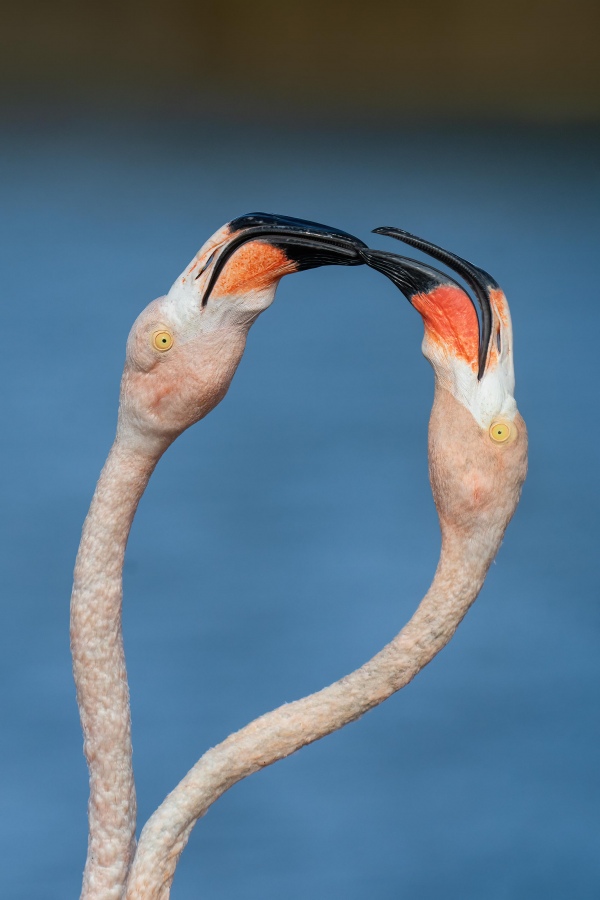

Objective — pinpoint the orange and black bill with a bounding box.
[200,212,367,306]
[363,228,499,380]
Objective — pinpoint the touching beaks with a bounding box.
[199,212,368,307]
[363,228,508,381]
[359,249,462,300]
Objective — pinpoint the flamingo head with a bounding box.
[362,229,527,542]
[117,213,366,452]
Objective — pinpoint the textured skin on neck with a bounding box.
[124,388,527,899]
[71,441,161,900]
[429,386,527,537]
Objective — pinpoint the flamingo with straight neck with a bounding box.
[70,213,367,900]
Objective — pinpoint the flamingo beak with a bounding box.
[360,247,482,376]
[363,228,501,380]
[199,212,367,306]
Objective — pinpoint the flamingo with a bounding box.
[70,212,367,900]
[72,220,527,899]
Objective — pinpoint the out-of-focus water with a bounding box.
[0,120,598,899]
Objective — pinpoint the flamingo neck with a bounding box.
[71,437,161,900]
[123,494,502,897]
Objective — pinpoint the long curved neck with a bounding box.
[71,438,161,900]
[124,498,501,898]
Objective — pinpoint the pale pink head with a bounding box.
[117,213,366,454]
[362,230,527,543]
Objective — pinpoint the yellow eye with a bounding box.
[489,421,511,443]
[153,331,173,352]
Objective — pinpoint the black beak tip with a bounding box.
[238,212,368,270]
[370,224,498,380]
[277,236,365,271]
[231,211,368,250]
[201,212,367,307]
[361,248,456,301]
[372,226,408,238]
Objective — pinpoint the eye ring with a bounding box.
[153,330,174,352]
[489,421,511,443]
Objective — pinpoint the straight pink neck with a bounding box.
[71,438,160,900]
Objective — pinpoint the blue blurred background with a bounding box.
[1,3,599,898]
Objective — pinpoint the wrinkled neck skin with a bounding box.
[72,442,155,900]
[71,315,255,900]
[428,383,528,602]
[121,376,528,899]
[72,233,528,898]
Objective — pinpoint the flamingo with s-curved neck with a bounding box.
[71,221,527,899]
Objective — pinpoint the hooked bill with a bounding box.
[359,249,481,372]
[363,228,510,381]
[198,212,368,306]
[361,228,516,428]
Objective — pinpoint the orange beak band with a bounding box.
[368,228,500,380]
[200,212,367,307]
